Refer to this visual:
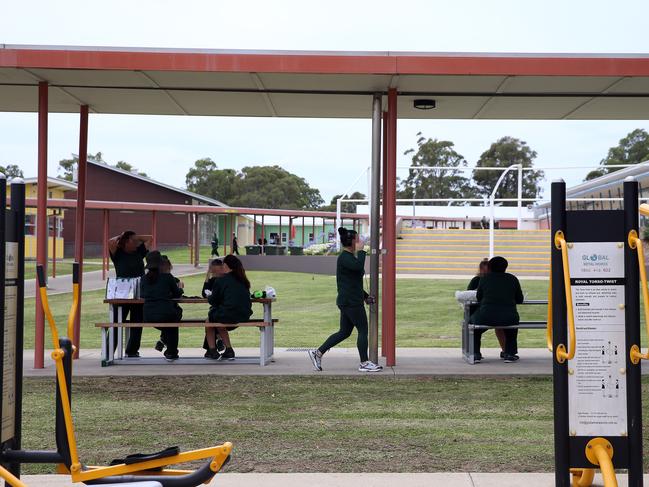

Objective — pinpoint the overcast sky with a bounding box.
[2,0,649,203]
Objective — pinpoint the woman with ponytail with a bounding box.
[308,227,382,372]
[205,254,252,360]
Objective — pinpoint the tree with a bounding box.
[472,136,544,205]
[0,164,23,178]
[585,129,649,180]
[185,160,324,209]
[115,161,147,177]
[321,192,366,212]
[397,135,474,203]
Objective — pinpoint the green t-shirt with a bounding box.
[336,250,366,307]
[110,243,148,278]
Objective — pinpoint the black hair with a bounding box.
[117,230,136,250]
[224,254,251,290]
[488,256,509,273]
[144,268,160,284]
[477,258,489,276]
[210,258,223,266]
[338,227,357,248]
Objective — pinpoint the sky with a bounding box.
[2,0,649,203]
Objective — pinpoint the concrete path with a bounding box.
[23,346,642,377]
[24,264,208,298]
[21,472,647,486]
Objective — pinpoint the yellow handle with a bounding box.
[628,231,649,364]
[554,231,576,363]
[0,466,28,487]
[570,468,595,487]
[585,438,618,487]
[547,264,553,352]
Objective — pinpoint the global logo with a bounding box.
[582,254,609,262]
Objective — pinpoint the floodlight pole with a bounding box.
[369,93,382,364]
[489,164,521,257]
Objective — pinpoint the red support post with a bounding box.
[322,219,325,243]
[34,81,48,369]
[194,213,200,267]
[261,215,265,242]
[279,215,282,245]
[381,110,388,357]
[382,89,398,366]
[312,217,315,244]
[73,105,89,358]
[102,210,109,281]
[50,215,56,278]
[188,214,194,264]
[253,215,257,244]
[302,217,305,246]
[151,211,158,249]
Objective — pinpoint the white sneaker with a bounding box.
[358,361,383,372]
[308,350,322,371]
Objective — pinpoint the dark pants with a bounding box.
[473,326,518,357]
[318,305,369,362]
[151,306,182,357]
[111,304,143,355]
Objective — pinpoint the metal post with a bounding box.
[336,198,342,250]
[34,81,48,369]
[102,210,110,280]
[279,215,282,246]
[302,217,305,246]
[312,217,315,244]
[383,88,398,367]
[253,215,257,245]
[223,215,227,256]
[381,110,388,356]
[194,213,200,266]
[73,105,88,358]
[50,215,56,278]
[517,163,523,229]
[551,179,570,487]
[369,93,382,364]
[151,211,157,249]
[623,178,643,487]
[322,218,325,243]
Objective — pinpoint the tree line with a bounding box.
[4,128,648,211]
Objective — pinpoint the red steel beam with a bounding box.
[34,82,48,369]
[194,213,200,267]
[381,110,388,357]
[50,215,56,278]
[383,89,398,367]
[73,104,88,358]
[151,211,158,249]
[102,210,109,281]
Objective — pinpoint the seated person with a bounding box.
[201,259,226,353]
[204,255,252,360]
[467,258,506,358]
[153,255,185,354]
[140,251,184,361]
[470,256,523,364]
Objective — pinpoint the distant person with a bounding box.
[211,233,220,257]
[470,256,524,363]
[232,233,239,255]
[107,230,152,357]
[205,255,252,360]
[308,227,382,372]
[140,251,184,361]
[467,259,506,358]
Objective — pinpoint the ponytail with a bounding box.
[224,255,250,290]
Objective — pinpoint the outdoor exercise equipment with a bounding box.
[549,178,643,487]
[0,177,232,486]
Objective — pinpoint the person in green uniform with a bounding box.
[205,254,252,360]
[467,258,506,358]
[470,256,524,363]
[308,227,382,372]
[108,230,152,357]
[140,251,184,361]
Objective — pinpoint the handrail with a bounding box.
[570,468,595,487]
[554,231,576,363]
[0,465,28,487]
[546,263,553,352]
[627,230,649,364]
[585,438,618,487]
[640,203,649,217]
[66,263,80,344]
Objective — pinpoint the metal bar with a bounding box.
[253,215,257,246]
[517,164,523,228]
[551,179,570,487]
[623,178,643,487]
[151,211,157,249]
[34,81,48,369]
[51,215,56,278]
[369,93,382,364]
[381,110,388,357]
[279,215,282,246]
[322,218,325,243]
[223,215,227,255]
[383,88,398,367]
[312,217,315,245]
[194,213,200,266]
[101,209,109,281]
[302,217,305,246]
[73,105,88,358]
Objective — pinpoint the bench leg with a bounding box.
[259,327,268,366]
[269,324,275,362]
[467,325,475,365]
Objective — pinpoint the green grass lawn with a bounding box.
[20,376,649,473]
[23,271,551,350]
[24,260,103,280]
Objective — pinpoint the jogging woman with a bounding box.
[309,227,382,372]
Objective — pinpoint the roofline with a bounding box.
[4,45,649,76]
[87,158,228,207]
[22,176,78,190]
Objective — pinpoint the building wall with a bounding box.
[62,164,192,257]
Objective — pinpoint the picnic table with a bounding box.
[99,297,276,367]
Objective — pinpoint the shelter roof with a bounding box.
[3,45,649,119]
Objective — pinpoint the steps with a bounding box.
[396,228,550,277]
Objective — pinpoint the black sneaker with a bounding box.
[126,352,140,358]
[154,341,165,352]
[164,352,179,362]
[504,354,519,363]
[473,353,483,364]
[215,338,226,353]
[204,348,220,360]
[220,348,235,361]
[500,351,505,359]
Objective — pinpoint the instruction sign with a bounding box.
[2,242,18,443]
[567,241,627,437]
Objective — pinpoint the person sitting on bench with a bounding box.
[201,259,226,353]
[467,258,506,359]
[140,251,184,362]
[205,255,252,360]
[470,256,524,363]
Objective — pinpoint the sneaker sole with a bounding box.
[358,368,383,372]
[308,351,322,371]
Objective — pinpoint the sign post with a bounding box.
[551,178,642,486]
